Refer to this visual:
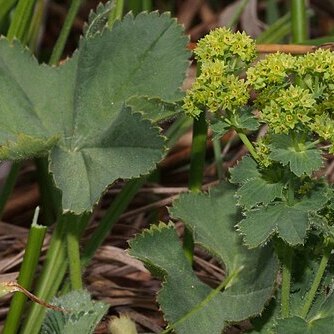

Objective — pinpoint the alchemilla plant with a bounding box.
[130,28,334,333]
[2,3,334,332]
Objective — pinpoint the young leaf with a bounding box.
[41,290,108,334]
[0,12,189,213]
[210,109,259,139]
[269,134,323,177]
[83,1,114,38]
[130,185,278,334]
[238,187,328,248]
[230,156,285,209]
[230,108,260,131]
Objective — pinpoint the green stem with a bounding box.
[257,12,291,44]
[142,0,152,11]
[212,137,223,180]
[280,180,295,317]
[0,162,20,219]
[3,208,46,334]
[300,245,332,318]
[184,111,208,263]
[266,0,279,25]
[34,157,60,226]
[108,0,124,27]
[66,214,83,290]
[0,0,17,26]
[7,0,37,42]
[49,0,83,65]
[291,0,307,43]
[127,0,142,15]
[236,130,260,162]
[188,112,208,192]
[20,216,68,334]
[27,0,46,51]
[281,245,293,318]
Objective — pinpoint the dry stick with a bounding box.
[187,42,334,54]
[3,281,66,312]
[256,43,334,54]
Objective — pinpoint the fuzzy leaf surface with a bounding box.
[211,110,259,139]
[130,185,278,334]
[276,311,334,334]
[269,134,323,177]
[238,187,328,248]
[0,12,189,213]
[230,156,285,209]
[127,96,182,122]
[230,108,260,131]
[41,290,108,334]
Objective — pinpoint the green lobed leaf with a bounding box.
[269,134,323,177]
[276,312,334,334]
[0,12,189,213]
[230,156,285,209]
[210,109,259,139]
[210,120,231,139]
[229,156,260,184]
[41,290,109,334]
[230,108,260,131]
[130,184,278,334]
[126,96,182,122]
[275,264,334,333]
[238,186,328,248]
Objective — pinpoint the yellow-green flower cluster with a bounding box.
[248,49,334,149]
[183,60,249,117]
[184,28,255,117]
[295,49,334,79]
[246,52,296,90]
[308,113,334,153]
[195,27,257,65]
[255,136,272,167]
[259,86,315,133]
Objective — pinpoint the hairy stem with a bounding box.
[300,244,332,318]
[236,130,260,162]
[281,245,293,318]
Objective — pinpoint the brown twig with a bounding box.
[4,281,66,312]
[188,42,334,54]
